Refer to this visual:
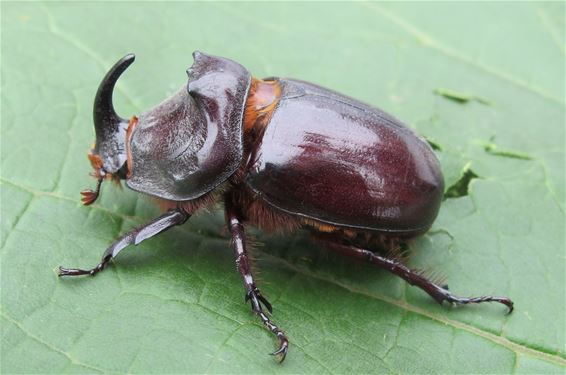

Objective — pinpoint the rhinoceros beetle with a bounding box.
[59,51,514,362]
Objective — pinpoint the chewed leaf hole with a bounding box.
[484,143,533,160]
[434,88,491,105]
[426,138,442,151]
[445,168,479,199]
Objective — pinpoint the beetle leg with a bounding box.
[319,239,514,313]
[225,198,289,362]
[58,209,189,277]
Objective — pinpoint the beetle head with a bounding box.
[82,51,249,204]
[82,54,135,205]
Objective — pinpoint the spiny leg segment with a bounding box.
[225,195,289,362]
[58,209,189,277]
[317,235,514,313]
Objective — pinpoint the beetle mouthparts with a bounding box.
[80,177,103,205]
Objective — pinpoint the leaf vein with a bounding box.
[1,311,106,373]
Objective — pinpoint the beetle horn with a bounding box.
[93,54,135,141]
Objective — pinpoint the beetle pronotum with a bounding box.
[59,52,513,361]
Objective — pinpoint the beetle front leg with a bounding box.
[319,238,514,313]
[58,209,189,277]
[225,199,289,362]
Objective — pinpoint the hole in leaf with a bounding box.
[444,168,479,198]
[426,138,442,151]
[484,143,532,160]
[434,88,491,105]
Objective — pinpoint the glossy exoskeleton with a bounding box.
[59,51,514,362]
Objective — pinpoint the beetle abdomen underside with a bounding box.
[245,79,444,235]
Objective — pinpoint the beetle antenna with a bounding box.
[80,177,103,205]
[93,54,135,145]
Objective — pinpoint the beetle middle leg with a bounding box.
[58,208,189,277]
[315,233,514,313]
[225,194,289,362]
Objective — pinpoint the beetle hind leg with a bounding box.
[316,234,514,314]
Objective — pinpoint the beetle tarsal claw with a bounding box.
[57,266,91,277]
[499,298,514,314]
[270,333,289,362]
[58,260,108,277]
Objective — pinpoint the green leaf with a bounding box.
[2,2,564,373]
